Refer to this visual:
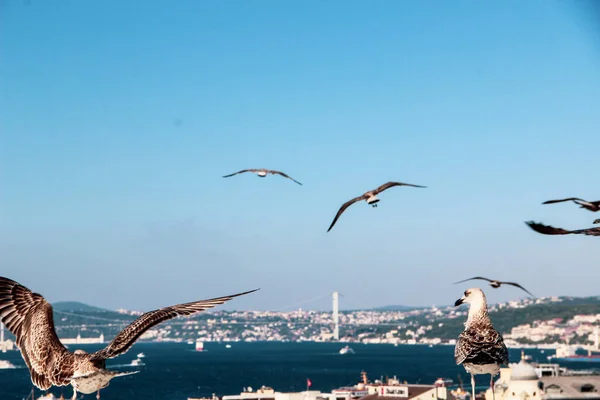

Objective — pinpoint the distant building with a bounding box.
[220,372,448,400]
[60,333,105,345]
[485,353,600,400]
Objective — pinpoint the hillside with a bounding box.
[422,297,600,340]
[52,301,110,313]
[370,305,425,311]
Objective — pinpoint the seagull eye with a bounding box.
[464,291,469,296]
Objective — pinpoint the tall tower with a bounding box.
[332,291,339,341]
[1,322,5,353]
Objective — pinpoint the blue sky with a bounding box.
[1,0,599,312]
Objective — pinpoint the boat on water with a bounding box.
[137,352,145,358]
[130,357,145,367]
[0,359,16,369]
[547,345,600,363]
[195,339,204,352]
[339,345,355,355]
[225,344,232,348]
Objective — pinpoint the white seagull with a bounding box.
[0,276,258,399]
[327,181,426,232]
[454,288,508,400]
[222,168,303,185]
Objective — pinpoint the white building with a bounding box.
[486,354,600,400]
[60,333,105,345]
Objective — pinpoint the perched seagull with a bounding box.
[222,169,302,185]
[542,197,600,212]
[453,277,534,298]
[326,181,426,232]
[454,288,509,400]
[525,221,600,237]
[0,276,258,400]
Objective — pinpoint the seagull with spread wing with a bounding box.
[525,221,600,237]
[222,168,302,185]
[0,276,258,399]
[326,181,426,232]
[453,276,534,297]
[542,197,600,212]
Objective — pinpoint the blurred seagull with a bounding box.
[222,168,302,185]
[453,277,534,298]
[542,197,600,212]
[0,276,258,400]
[327,181,426,232]
[454,288,509,400]
[525,221,600,237]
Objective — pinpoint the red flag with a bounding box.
[307,379,312,388]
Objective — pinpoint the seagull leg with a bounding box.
[490,375,495,400]
[471,374,475,400]
[96,389,101,399]
[71,387,77,400]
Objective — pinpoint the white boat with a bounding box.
[0,359,16,369]
[187,340,194,345]
[137,352,145,358]
[130,357,145,367]
[195,339,204,352]
[339,345,355,355]
[225,344,232,348]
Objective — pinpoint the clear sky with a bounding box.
[1,0,599,312]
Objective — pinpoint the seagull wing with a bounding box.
[90,289,259,361]
[327,195,366,232]
[455,326,509,366]
[269,170,303,185]
[569,227,600,236]
[542,197,587,205]
[526,221,600,236]
[525,221,572,235]
[502,282,535,298]
[0,277,71,390]
[372,181,427,195]
[222,169,257,178]
[452,277,492,284]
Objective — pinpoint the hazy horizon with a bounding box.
[2,0,599,312]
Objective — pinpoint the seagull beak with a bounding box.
[454,296,465,307]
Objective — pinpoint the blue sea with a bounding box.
[0,343,596,400]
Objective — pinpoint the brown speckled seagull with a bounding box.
[525,221,600,236]
[0,276,258,399]
[454,288,508,400]
[222,168,302,185]
[327,181,426,232]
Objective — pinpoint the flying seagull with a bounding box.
[222,169,302,185]
[453,277,534,298]
[454,288,508,400]
[525,221,600,237]
[542,197,600,212]
[0,276,258,400]
[326,181,426,232]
